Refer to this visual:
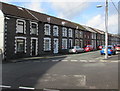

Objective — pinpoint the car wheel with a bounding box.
[108,54,111,56]
[75,51,78,54]
[113,51,116,55]
[101,53,103,55]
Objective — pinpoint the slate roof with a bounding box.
[0,2,85,30]
[82,25,97,33]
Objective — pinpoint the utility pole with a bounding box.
[105,0,108,59]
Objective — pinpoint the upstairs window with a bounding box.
[16,19,26,34]
[44,24,51,35]
[75,30,79,38]
[62,27,67,37]
[79,31,83,38]
[30,22,38,35]
[68,28,73,37]
[53,25,59,36]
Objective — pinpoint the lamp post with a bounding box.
[97,0,108,59]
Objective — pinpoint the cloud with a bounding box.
[22,1,44,13]
[1,0,44,13]
[86,14,118,34]
[49,0,90,20]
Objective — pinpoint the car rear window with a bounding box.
[117,46,120,47]
[108,47,112,49]
[70,47,74,49]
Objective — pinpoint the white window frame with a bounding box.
[44,38,51,51]
[75,30,79,38]
[62,27,67,37]
[53,25,59,36]
[44,24,51,35]
[30,22,38,35]
[30,37,38,56]
[62,39,67,49]
[79,31,83,38]
[15,37,26,53]
[75,39,79,46]
[16,19,26,34]
[68,28,72,37]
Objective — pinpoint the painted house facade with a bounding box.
[0,2,120,61]
[0,2,86,60]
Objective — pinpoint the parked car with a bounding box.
[69,46,85,53]
[115,44,120,51]
[100,45,116,55]
[84,45,94,52]
[98,45,104,50]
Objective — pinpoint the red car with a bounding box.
[84,45,94,52]
[98,45,104,50]
[115,44,120,51]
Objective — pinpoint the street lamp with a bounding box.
[97,0,108,59]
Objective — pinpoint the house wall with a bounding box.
[3,14,120,61]
[0,10,4,60]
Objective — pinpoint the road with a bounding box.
[1,51,119,90]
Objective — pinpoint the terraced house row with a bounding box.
[0,2,120,61]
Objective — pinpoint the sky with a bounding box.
[0,0,119,34]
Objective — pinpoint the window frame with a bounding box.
[30,22,38,35]
[75,30,79,38]
[79,31,83,38]
[53,25,59,36]
[44,38,51,51]
[16,19,26,34]
[44,24,51,35]
[62,27,67,37]
[68,28,73,37]
[15,37,26,53]
[62,39,67,49]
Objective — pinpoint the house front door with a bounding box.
[31,38,37,56]
[53,38,58,54]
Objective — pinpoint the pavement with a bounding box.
[1,51,119,90]
[4,50,120,63]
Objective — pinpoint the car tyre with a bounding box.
[113,51,116,55]
[108,54,111,56]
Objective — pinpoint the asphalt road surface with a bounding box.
[1,51,119,90]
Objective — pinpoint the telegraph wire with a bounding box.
[110,0,120,14]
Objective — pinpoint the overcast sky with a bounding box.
[1,0,119,34]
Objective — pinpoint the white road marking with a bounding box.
[43,88,60,91]
[100,60,107,62]
[19,86,35,90]
[70,60,78,62]
[111,61,119,63]
[0,85,11,88]
[80,60,88,62]
[88,60,96,62]
[61,60,68,62]
[52,60,59,62]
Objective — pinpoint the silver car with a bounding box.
[69,46,85,53]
